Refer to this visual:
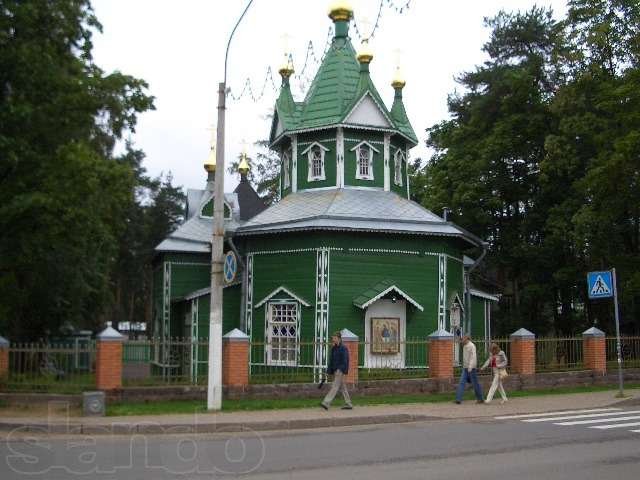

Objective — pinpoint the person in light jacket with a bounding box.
[455,336,484,404]
[481,343,508,404]
[321,331,353,410]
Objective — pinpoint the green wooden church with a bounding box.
[153,3,497,381]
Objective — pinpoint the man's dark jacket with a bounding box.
[328,343,349,375]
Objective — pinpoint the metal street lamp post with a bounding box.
[208,0,254,411]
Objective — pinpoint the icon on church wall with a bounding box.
[371,317,400,354]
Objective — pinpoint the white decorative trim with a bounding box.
[162,262,171,365]
[437,254,447,331]
[252,247,342,255]
[349,248,420,255]
[405,147,410,199]
[337,127,344,188]
[314,248,330,383]
[245,254,253,347]
[355,285,424,311]
[291,135,298,193]
[298,139,336,146]
[282,149,291,189]
[300,141,330,154]
[166,261,210,266]
[383,133,390,191]
[470,289,500,302]
[345,138,384,145]
[394,149,405,187]
[254,286,312,308]
[272,124,417,147]
[349,140,380,154]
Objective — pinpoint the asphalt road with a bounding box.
[2,410,639,479]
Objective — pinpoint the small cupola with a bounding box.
[238,151,250,183]
[204,131,216,189]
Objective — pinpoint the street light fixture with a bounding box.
[208,0,254,411]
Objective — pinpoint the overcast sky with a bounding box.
[91,0,568,192]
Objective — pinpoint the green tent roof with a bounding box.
[270,19,417,146]
[352,279,424,311]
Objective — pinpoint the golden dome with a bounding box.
[278,54,294,79]
[391,66,406,89]
[238,154,250,175]
[328,0,353,22]
[204,147,216,172]
[356,39,373,64]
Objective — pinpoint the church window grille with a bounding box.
[267,302,298,366]
[394,150,404,186]
[308,146,325,181]
[358,145,372,179]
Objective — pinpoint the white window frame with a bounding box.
[266,301,300,366]
[350,141,379,181]
[394,149,404,186]
[282,149,291,189]
[302,142,328,182]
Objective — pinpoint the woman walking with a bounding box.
[481,343,508,404]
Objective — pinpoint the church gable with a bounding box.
[343,93,392,128]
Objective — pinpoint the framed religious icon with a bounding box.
[371,317,400,354]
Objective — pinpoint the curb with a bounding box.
[0,413,440,436]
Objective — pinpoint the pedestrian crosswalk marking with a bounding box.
[554,414,640,426]
[523,409,640,423]
[494,408,619,420]
[591,421,640,430]
[496,408,640,435]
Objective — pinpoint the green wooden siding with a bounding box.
[194,285,242,339]
[170,263,209,299]
[343,130,385,188]
[470,296,487,340]
[243,231,464,258]
[251,252,316,342]
[329,251,439,340]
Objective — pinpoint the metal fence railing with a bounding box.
[535,337,583,372]
[606,336,640,369]
[122,337,209,386]
[358,338,428,381]
[249,341,317,384]
[6,342,96,393]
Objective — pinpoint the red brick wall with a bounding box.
[584,336,606,374]
[0,347,8,381]
[510,339,535,375]
[428,338,454,379]
[222,340,249,386]
[343,339,359,385]
[96,341,123,390]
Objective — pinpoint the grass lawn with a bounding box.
[106,383,640,417]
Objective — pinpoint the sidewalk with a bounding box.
[1,390,637,436]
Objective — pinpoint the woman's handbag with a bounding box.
[499,368,508,379]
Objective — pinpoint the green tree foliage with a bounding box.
[417,1,640,335]
[0,1,155,339]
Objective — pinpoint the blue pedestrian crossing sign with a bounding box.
[587,271,613,299]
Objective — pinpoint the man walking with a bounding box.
[455,335,484,404]
[321,331,353,410]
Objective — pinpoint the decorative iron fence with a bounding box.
[6,342,96,393]
[535,337,583,371]
[606,336,640,369]
[358,337,428,380]
[250,340,317,384]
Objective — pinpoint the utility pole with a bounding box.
[207,0,254,411]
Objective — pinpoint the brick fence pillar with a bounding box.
[428,329,454,379]
[222,329,249,387]
[0,335,9,382]
[96,323,125,390]
[340,329,359,385]
[510,328,536,375]
[583,326,606,374]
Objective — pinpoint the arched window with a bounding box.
[351,141,378,181]
[282,150,290,189]
[303,142,328,181]
[394,149,404,186]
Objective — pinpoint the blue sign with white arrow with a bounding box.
[587,271,613,299]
